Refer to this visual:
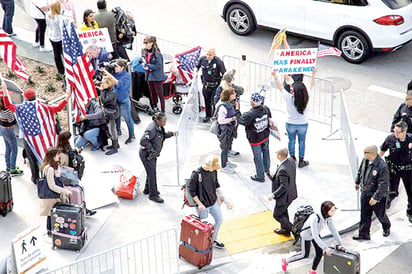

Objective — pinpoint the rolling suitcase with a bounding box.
[51,203,86,251]
[324,247,360,274]
[0,171,12,217]
[65,185,86,214]
[179,215,214,269]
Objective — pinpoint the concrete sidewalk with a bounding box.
[1,27,412,274]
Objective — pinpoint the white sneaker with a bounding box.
[220,166,235,174]
[32,42,40,48]
[226,161,237,168]
[228,150,240,157]
[39,46,52,52]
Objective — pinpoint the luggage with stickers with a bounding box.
[323,247,360,274]
[0,171,12,217]
[51,203,86,250]
[179,215,214,269]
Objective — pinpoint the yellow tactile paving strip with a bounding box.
[219,211,293,254]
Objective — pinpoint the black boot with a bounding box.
[106,140,119,155]
[298,157,309,168]
[106,140,120,150]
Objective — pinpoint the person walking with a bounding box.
[271,68,317,168]
[46,1,64,77]
[196,48,226,122]
[216,88,237,174]
[0,0,15,36]
[391,80,412,134]
[139,112,177,203]
[30,0,51,51]
[267,147,297,237]
[235,92,272,182]
[380,121,412,221]
[281,201,345,274]
[353,145,391,241]
[142,36,167,113]
[189,155,233,249]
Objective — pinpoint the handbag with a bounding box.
[37,168,64,199]
[210,119,219,135]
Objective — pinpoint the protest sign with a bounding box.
[273,48,317,74]
[78,27,113,52]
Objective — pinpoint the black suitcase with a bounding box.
[324,247,360,274]
[51,203,86,250]
[0,171,12,217]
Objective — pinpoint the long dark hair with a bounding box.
[321,201,336,218]
[293,82,309,114]
[143,36,160,55]
[41,147,59,171]
[83,9,97,28]
[57,130,72,153]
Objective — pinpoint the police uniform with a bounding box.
[196,55,226,119]
[380,133,412,217]
[391,103,412,134]
[355,155,391,238]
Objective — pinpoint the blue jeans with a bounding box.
[0,0,14,34]
[75,128,100,147]
[196,201,223,241]
[116,98,134,138]
[250,139,270,180]
[0,127,18,169]
[286,123,308,158]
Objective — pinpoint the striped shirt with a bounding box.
[0,109,17,128]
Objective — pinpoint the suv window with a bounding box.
[381,0,412,9]
[349,0,368,6]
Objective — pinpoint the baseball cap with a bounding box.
[23,89,36,100]
[222,69,236,82]
[250,92,262,104]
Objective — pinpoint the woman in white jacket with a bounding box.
[281,201,345,274]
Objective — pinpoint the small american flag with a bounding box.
[15,101,56,162]
[0,29,29,80]
[175,46,201,84]
[63,22,96,118]
[317,44,342,58]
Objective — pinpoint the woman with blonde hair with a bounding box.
[46,1,64,77]
[39,147,71,236]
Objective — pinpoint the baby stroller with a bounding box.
[164,46,201,114]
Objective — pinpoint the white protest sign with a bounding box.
[11,226,47,274]
[78,27,113,52]
[273,48,317,74]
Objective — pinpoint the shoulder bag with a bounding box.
[37,167,63,199]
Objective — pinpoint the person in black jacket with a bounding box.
[267,147,297,237]
[189,155,232,249]
[139,112,177,203]
[390,80,412,133]
[353,145,391,241]
[235,92,273,182]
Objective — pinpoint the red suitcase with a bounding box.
[179,215,214,269]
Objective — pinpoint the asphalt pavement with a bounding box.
[1,26,412,274]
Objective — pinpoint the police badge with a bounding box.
[372,170,377,176]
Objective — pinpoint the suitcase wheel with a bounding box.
[173,106,182,114]
[173,95,182,104]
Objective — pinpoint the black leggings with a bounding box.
[50,40,64,74]
[34,18,46,46]
[287,239,324,270]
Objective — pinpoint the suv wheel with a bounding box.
[226,4,256,35]
[337,30,370,64]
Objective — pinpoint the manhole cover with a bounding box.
[326,77,352,92]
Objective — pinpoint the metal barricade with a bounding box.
[43,228,180,274]
[222,55,337,134]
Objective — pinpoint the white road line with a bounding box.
[367,85,404,99]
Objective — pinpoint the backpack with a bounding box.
[181,168,202,208]
[291,205,315,244]
[68,149,85,180]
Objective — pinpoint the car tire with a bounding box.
[226,4,256,36]
[337,30,370,64]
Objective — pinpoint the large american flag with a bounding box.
[15,101,56,162]
[317,43,342,58]
[0,29,29,81]
[62,22,96,118]
[175,46,201,84]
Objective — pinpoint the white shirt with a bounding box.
[282,88,312,124]
[30,0,48,19]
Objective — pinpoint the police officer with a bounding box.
[380,121,412,222]
[390,80,412,133]
[196,48,226,123]
[139,112,177,203]
[353,145,391,241]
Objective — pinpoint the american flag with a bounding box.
[317,43,342,58]
[0,29,29,81]
[15,101,56,162]
[175,46,201,84]
[62,22,96,118]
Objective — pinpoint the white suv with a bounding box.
[217,0,412,63]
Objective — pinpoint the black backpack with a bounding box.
[68,149,85,180]
[291,205,315,244]
[181,168,202,208]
